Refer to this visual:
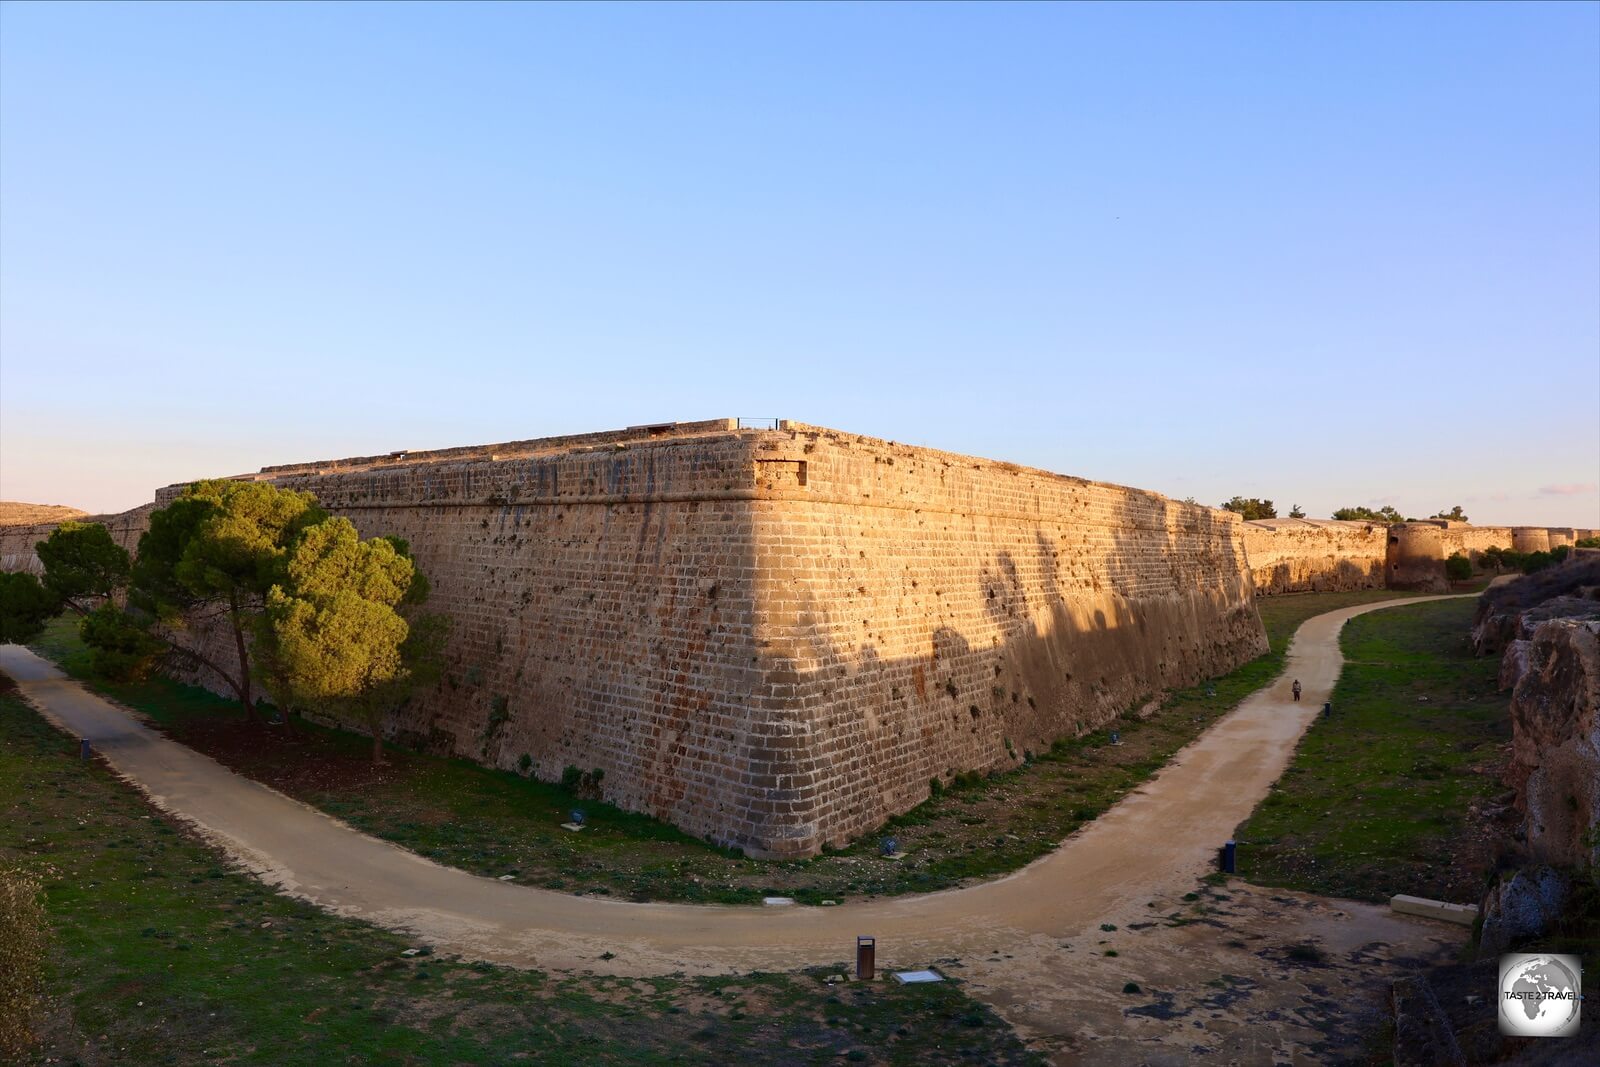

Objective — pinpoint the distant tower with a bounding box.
[1385,522,1448,592]
[1511,527,1552,554]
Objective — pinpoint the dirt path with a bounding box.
[1,596,1473,1061]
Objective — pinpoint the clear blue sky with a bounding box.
[3,1,1596,525]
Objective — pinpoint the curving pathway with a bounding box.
[0,595,1465,979]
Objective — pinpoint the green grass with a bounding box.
[27,589,1406,906]
[0,689,1040,1066]
[1253,588,1417,659]
[1234,597,1509,904]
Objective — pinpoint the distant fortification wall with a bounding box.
[1439,523,1514,562]
[0,504,153,575]
[1239,519,1386,594]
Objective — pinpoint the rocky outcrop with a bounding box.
[1499,640,1532,692]
[1476,865,1572,957]
[1471,559,1600,656]
[1505,619,1600,870]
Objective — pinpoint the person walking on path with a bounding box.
[1291,679,1302,702]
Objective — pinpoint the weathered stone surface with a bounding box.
[1471,559,1600,656]
[1499,639,1533,693]
[1240,519,1385,594]
[0,503,152,575]
[1507,619,1600,869]
[64,422,1268,856]
[1387,523,1450,593]
[0,420,1587,857]
[1476,865,1571,958]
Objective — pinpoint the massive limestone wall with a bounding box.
[1240,519,1386,594]
[4,416,1583,856]
[1238,518,1543,597]
[742,425,1267,852]
[1438,523,1514,563]
[149,420,1266,856]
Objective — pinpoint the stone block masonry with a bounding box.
[5,418,1583,856]
[151,420,1268,857]
[1240,519,1386,594]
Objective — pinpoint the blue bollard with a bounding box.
[1221,840,1237,873]
[79,738,91,760]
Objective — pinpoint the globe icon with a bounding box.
[1499,954,1582,1037]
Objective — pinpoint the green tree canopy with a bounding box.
[1220,497,1277,520]
[1430,505,1469,522]
[35,522,130,611]
[1288,504,1306,518]
[0,572,57,645]
[57,481,325,720]
[258,519,444,762]
[1331,505,1404,523]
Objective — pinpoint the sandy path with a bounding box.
[0,595,1465,985]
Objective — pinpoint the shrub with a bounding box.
[559,765,605,798]
[0,865,47,1059]
[1521,551,1553,575]
[1444,553,1473,581]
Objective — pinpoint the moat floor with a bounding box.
[0,595,1472,1064]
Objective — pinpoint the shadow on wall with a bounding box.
[731,492,1267,857]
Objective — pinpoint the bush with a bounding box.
[0,865,47,1058]
[1444,553,1473,581]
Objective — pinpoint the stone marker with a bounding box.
[892,970,944,984]
[1389,894,1478,926]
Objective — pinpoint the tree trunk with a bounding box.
[227,593,257,723]
[372,729,385,765]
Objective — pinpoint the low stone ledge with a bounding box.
[1390,894,1479,926]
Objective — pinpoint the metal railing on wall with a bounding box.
[736,418,784,430]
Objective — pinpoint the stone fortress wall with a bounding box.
[1238,519,1388,594]
[0,503,154,575]
[2,419,1592,854]
[1240,516,1596,596]
[175,420,1266,855]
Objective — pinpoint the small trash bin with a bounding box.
[1220,839,1237,874]
[856,936,875,980]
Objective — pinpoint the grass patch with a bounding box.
[0,689,1040,1065]
[27,590,1404,906]
[1235,598,1509,904]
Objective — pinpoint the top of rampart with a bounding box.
[157,419,1242,524]
[254,418,751,477]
